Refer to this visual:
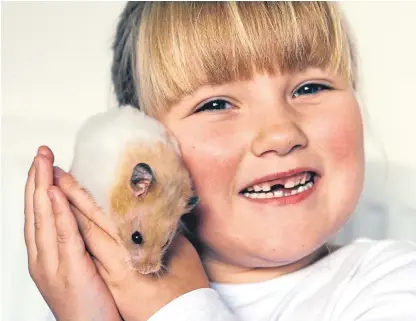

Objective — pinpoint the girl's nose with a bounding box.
[251,121,308,157]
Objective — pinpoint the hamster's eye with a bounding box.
[131,231,143,245]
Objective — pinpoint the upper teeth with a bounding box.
[246,172,311,192]
[244,181,314,199]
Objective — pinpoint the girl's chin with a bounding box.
[248,247,323,268]
[212,239,325,269]
[203,245,328,284]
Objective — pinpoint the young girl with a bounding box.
[25,2,416,321]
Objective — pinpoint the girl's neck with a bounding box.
[203,244,335,285]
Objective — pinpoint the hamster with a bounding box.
[69,105,198,275]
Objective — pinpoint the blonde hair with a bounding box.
[132,2,356,118]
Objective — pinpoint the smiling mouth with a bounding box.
[240,171,317,199]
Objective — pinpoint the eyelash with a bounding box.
[194,99,233,113]
[193,83,333,113]
[292,82,333,98]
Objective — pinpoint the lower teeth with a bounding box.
[243,181,314,199]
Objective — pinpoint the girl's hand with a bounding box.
[54,166,210,321]
[24,146,122,321]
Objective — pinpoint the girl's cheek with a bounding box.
[310,98,364,164]
[324,121,362,162]
[178,126,244,188]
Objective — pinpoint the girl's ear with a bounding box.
[130,163,154,197]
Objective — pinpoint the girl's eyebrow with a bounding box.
[169,84,234,118]
[179,83,228,104]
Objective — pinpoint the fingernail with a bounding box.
[37,146,45,155]
[53,166,65,179]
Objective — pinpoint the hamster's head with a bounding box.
[116,209,179,275]
[110,146,198,275]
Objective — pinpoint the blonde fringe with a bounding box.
[135,2,356,118]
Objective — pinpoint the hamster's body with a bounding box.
[70,106,195,274]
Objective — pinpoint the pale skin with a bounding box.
[162,68,365,284]
[25,150,209,321]
[24,67,364,320]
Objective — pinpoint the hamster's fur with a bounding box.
[70,105,195,274]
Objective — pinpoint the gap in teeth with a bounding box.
[246,172,314,193]
[244,181,314,199]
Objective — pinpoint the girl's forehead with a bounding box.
[136,2,355,118]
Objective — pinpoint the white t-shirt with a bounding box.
[149,238,416,321]
[45,238,416,321]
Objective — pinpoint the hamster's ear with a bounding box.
[186,195,199,211]
[131,163,154,197]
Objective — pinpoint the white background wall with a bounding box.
[2,2,416,321]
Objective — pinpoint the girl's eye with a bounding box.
[293,83,333,98]
[195,99,233,113]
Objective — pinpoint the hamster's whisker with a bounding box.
[154,270,163,280]
[160,263,170,274]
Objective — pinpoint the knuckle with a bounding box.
[33,189,49,219]
[52,199,66,218]
[33,213,42,232]
[56,230,71,244]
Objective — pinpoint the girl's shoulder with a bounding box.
[316,238,416,319]
[318,237,416,287]
[327,237,416,271]
[268,238,416,320]
[208,239,416,321]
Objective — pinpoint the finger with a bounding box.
[48,186,86,265]
[71,204,127,276]
[37,145,55,163]
[54,167,118,237]
[91,255,110,279]
[33,155,59,268]
[54,167,128,274]
[24,158,38,263]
